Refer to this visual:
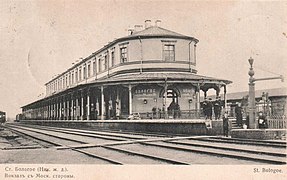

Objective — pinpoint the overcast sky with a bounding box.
[0,0,286,118]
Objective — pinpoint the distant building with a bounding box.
[205,87,287,118]
[21,20,232,120]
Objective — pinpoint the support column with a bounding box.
[101,86,104,120]
[224,85,227,110]
[164,81,168,119]
[128,84,132,115]
[59,99,62,120]
[48,102,50,120]
[196,86,201,118]
[76,97,79,120]
[81,92,84,120]
[87,93,90,120]
[63,97,67,120]
[249,81,256,129]
[67,98,70,120]
[55,101,58,120]
[116,88,120,119]
[53,102,56,119]
[71,97,74,120]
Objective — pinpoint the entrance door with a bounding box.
[163,88,180,118]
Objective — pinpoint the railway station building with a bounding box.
[21,20,232,121]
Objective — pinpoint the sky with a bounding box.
[0,0,286,118]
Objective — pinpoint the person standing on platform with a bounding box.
[207,98,213,120]
[202,98,208,119]
[223,112,229,137]
[116,101,120,120]
[214,97,221,120]
[235,103,243,127]
[258,111,268,129]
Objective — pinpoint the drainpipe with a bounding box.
[194,43,197,67]
[138,36,143,74]
[188,41,192,72]
[107,50,110,78]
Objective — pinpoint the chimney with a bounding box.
[128,28,134,35]
[155,20,161,27]
[144,20,151,29]
[134,25,143,32]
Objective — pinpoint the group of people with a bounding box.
[202,97,223,120]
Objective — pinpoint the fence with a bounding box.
[267,115,286,129]
[136,110,203,120]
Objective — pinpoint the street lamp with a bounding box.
[248,57,284,129]
[248,57,257,129]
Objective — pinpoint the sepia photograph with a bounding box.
[0,0,286,179]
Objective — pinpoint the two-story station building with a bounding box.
[21,20,232,121]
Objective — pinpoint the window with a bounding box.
[71,72,74,84]
[83,65,86,79]
[104,54,108,70]
[111,50,115,66]
[93,60,96,75]
[120,46,128,63]
[68,74,71,86]
[87,64,91,77]
[79,68,82,81]
[163,44,175,61]
[65,76,68,88]
[98,57,102,72]
[75,69,78,82]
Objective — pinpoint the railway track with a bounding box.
[2,123,286,164]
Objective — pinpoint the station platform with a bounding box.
[18,119,223,136]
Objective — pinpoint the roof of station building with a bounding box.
[122,26,199,42]
[129,26,190,38]
[94,72,232,85]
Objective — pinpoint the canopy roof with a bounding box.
[95,72,232,85]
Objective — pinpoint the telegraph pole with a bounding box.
[248,57,284,129]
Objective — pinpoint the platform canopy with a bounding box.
[90,72,232,90]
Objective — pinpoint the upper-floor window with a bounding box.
[120,45,128,63]
[75,69,78,82]
[163,44,175,61]
[71,72,74,84]
[83,65,86,79]
[104,54,108,70]
[68,73,71,86]
[87,63,91,78]
[111,50,115,66]
[98,57,102,72]
[79,68,82,81]
[63,77,65,88]
[93,60,96,75]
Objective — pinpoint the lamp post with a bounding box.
[248,57,284,129]
[248,57,256,129]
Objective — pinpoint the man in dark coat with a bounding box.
[223,112,229,137]
[258,111,268,129]
[206,98,213,120]
[214,97,222,120]
[235,104,243,127]
[202,98,208,119]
